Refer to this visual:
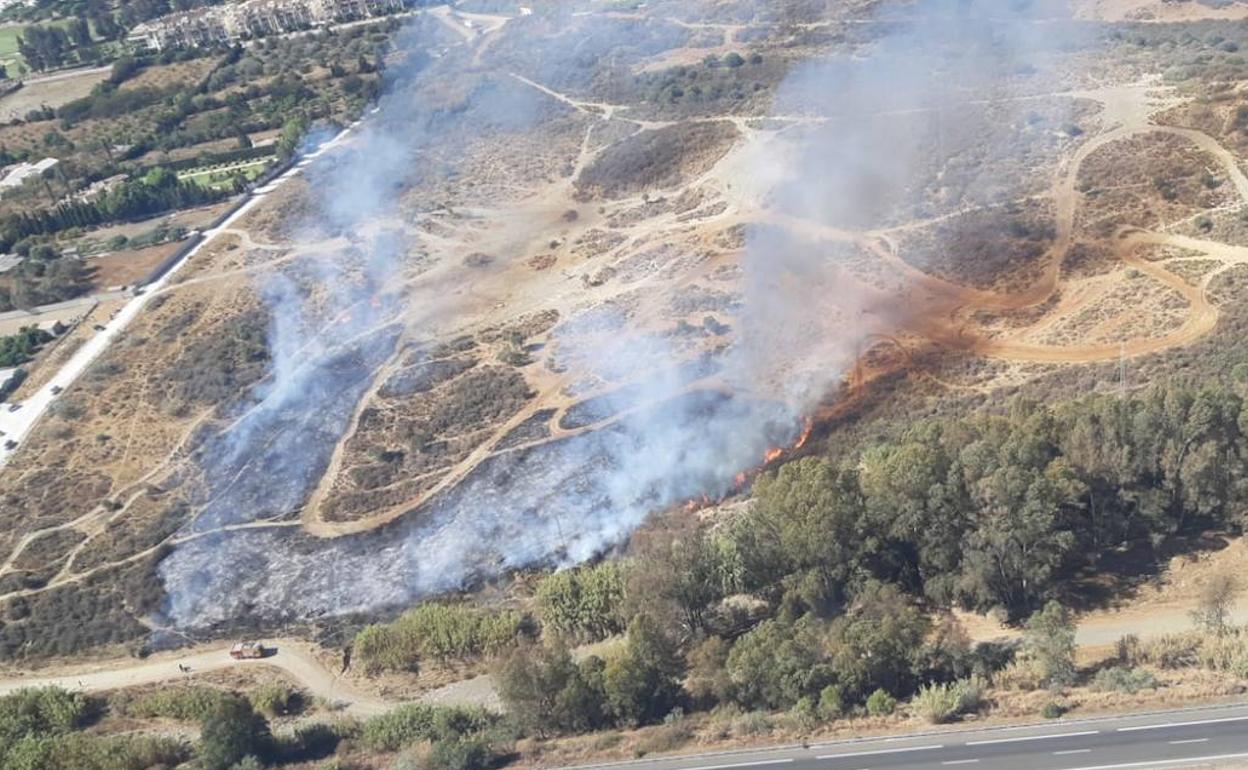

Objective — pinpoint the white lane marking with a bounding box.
[941,761,979,766]
[683,760,794,770]
[1058,752,1248,770]
[1117,716,1248,732]
[968,730,1100,746]
[1054,750,1093,756]
[815,745,943,760]
[1169,739,1210,745]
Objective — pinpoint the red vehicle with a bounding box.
[229,641,269,659]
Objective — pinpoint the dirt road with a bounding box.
[0,639,389,717]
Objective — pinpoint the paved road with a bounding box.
[568,706,1248,770]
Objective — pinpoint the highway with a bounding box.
[567,706,1248,770]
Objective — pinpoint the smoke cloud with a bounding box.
[156,0,1085,630]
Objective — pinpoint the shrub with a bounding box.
[249,682,301,718]
[1115,634,1141,665]
[1137,633,1201,669]
[912,682,961,724]
[957,675,987,714]
[1041,701,1066,719]
[120,685,231,721]
[198,696,271,770]
[12,733,190,770]
[635,720,692,756]
[1024,602,1076,689]
[817,684,845,720]
[731,710,772,736]
[360,704,496,752]
[789,696,819,729]
[425,736,495,770]
[1091,666,1159,694]
[535,562,626,642]
[910,677,985,724]
[1196,632,1248,675]
[354,604,531,674]
[0,687,98,767]
[865,688,897,717]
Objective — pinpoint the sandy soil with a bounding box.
[89,242,180,290]
[961,536,1248,649]
[0,67,109,121]
[1076,0,1248,22]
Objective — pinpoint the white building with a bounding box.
[129,0,409,51]
[0,157,59,195]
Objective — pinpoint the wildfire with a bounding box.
[794,417,814,450]
[684,493,713,513]
[686,416,817,511]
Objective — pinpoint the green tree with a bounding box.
[725,617,827,710]
[827,582,929,702]
[602,615,683,726]
[198,696,270,770]
[1024,601,1076,690]
[535,562,625,642]
[493,642,606,736]
[277,116,308,158]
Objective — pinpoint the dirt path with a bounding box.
[0,640,389,716]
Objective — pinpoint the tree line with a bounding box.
[485,382,1248,733]
[0,166,232,250]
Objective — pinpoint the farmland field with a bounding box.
[0,65,109,120]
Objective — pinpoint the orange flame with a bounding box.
[763,446,783,463]
[794,418,813,450]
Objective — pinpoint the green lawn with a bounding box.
[0,25,26,66]
[178,158,275,191]
[0,20,108,73]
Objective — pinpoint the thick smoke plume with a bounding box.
[157,0,1081,630]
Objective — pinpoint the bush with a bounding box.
[535,562,626,642]
[198,696,271,770]
[119,685,230,721]
[912,682,961,724]
[1196,632,1248,675]
[425,736,495,770]
[909,676,985,725]
[635,720,692,756]
[1137,633,1201,669]
[354,604,531,674]
[360,704,496,752]
[788,696,819,729]
[249,682,301,718]
[1091,666,1159,694]
[1041,702,1066,719]
[7,733,190,770]
[957,676,987,714]
[731,710,772,737]
[0,687,98,767]
[817,685,845,720]
[865,688,897,717]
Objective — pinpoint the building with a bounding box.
[129,0,409,52]
[0,157,59,196]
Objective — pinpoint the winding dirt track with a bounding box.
[884,83,1246,366]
